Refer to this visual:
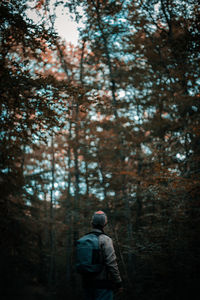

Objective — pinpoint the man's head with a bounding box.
[91,210,108,229]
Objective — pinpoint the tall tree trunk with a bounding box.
[73,101,80,245]
[48,131,56,287]
[65,119,73,282]
[92,0,133,244]
[79,40,90,225]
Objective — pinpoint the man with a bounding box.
[79,210,123,300]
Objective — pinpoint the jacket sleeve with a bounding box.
[101,235,122,285]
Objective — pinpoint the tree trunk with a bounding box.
[48,131,56,287]
[92,0,133,244]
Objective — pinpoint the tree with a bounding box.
[1,0,200,299]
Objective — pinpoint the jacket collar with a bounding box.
[91,228,104,234]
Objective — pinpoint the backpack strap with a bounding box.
[86,231,103,236]
[85,231,110,239]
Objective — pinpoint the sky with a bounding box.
[54,6,81,45]
[54,15,79,45]
[26,1,81,46]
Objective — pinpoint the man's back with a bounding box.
[77,211,122,300]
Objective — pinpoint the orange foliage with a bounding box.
[35,0,45,10]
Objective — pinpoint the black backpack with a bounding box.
[76,232,103,274]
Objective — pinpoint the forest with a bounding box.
[0,0,200,299]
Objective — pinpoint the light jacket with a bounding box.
[82,228,122,289]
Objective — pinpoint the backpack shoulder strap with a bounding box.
[86,231,110,237]
[86,231,103,236]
